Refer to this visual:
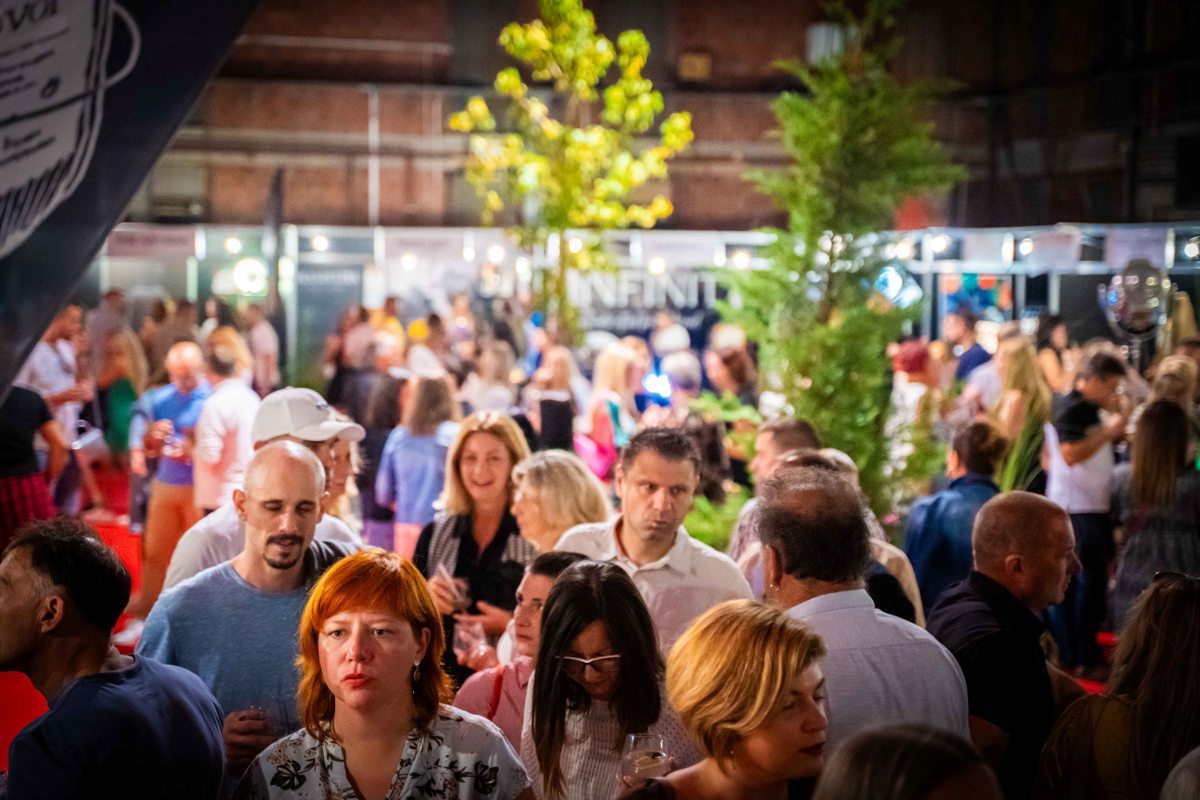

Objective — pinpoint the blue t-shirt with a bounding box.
[955,342,992,382]
[137,561,315,732]
[375,423,456,526]
[129,381,212,485]
[4,656,224,799]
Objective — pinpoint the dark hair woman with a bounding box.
[1037,573,1200,799]
[1108,400,1200,629]
[523,561,699,799]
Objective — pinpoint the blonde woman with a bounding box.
[414,412,536,685]
[993,338,1052,441]
[97,327,149,460]
[205,324,254,385]
[624,599,828,800]
[461,340,517,413]
[584,343,639,480]
[511,450,611,552]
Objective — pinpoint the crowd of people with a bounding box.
[1,289,1199,800]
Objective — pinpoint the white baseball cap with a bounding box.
[251,387,365,444]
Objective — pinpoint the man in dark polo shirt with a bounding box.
[927,492,1084,799]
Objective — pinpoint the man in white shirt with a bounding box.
[15,304,91,513]
[556,427,752,651]
[120,389,363,646]
[243,304,280,397]
[759,465,969,749]
[192,345,261,514]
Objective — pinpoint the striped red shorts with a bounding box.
[0,472,57,551]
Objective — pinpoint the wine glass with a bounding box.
[452,620,486,662]
[620,732,670,784]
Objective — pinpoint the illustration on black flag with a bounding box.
[0,0,140,258]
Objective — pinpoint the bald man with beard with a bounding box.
[927,492,1085,799]
[137,442,356,781]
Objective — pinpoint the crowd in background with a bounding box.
[2,287,1200,800]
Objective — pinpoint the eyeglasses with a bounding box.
[557,654,622,677]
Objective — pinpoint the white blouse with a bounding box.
[236,706,529,800]
[518,673,699,800]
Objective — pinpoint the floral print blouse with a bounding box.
[235,706,530,800]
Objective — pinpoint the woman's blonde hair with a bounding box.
[105,327,149,394]
[297,549,453,741]
[1150,355,1198,408]
[440,412,531,515]
[997,338,1051,422]
[478,340,516,385]
[206,325,253,377]
[667,599,826,773]
[512,451,610,545]
[589,343,637,411]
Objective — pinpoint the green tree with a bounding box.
[449,0,693,342]
[723,0,964,510]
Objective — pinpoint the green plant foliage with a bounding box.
[450,0,693,342]
[722,0,964,511]
[685,486,751,552]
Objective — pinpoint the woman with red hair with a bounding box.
[235,549,532,799]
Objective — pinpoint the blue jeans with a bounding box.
[1061,512,1114,668]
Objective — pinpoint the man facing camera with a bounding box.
[0,518,224,798]
[137,441,355,779]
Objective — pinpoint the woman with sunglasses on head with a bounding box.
[1035,572,1200,799]
[522,561,699,800]
[623,600,828,800]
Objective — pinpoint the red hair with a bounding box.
[297,549,452,740]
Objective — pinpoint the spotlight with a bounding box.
[894,239,915,261]
[930,234,951,254]
[487,244,506,263]
[648,257,666,275]
[311,235,329,252]
[401,253,418,271]
[1018,238,1034,257]
[515,256,531,277]
[233,258,267,294]
[731,249,752,270]
[224,237,242,255]
[1185,241,1200,260]
[568,237,584,254]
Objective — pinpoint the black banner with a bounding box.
[0,0,259,399]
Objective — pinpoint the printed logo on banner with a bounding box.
[0,0,141,258]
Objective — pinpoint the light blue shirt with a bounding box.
[786,589,969,749]
[375,422,457,526]
[137,562,308,730]
[129,381,212,486]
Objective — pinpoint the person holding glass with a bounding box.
[621,600,828,800]
[522,560,699,800]
[234,548,532,799]
[454,551,588,748]
[414,412,536,686]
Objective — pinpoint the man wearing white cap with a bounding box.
[114,388,364,647]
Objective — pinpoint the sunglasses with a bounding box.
[557,654,622,678]
[1153,571,1200,584]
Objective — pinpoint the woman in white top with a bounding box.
[521,561,699,800]
[235,549,532,800]
[460,340,518,414]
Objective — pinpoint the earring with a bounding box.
[411,661,421,684]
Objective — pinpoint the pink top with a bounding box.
[452,656,532,750]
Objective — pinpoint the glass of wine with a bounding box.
[452,620,486,663]
[620,732,670,785]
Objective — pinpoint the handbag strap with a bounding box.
[486,663,507,721]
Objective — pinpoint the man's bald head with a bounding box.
[165,342,204,393]
[972,492,1080,611]
[243,440,326,498]
[973,492,1065,569]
